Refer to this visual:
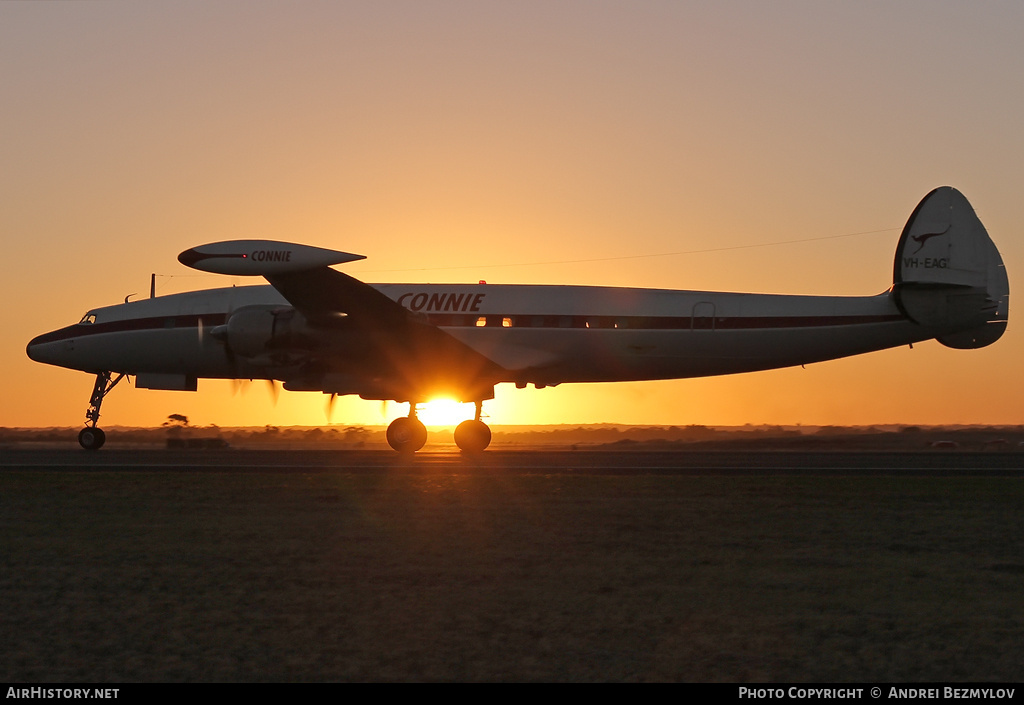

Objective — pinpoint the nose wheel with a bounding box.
[79,371,125,450]
[78,427,107,451]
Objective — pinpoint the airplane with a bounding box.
[27,186,1008,452]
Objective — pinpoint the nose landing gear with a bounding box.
[78,426,106,451]
[79,371,126,450]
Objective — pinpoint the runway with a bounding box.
[3,446,1023,475]
[5,445,1024,681]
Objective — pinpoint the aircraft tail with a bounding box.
[892,187,1009,349]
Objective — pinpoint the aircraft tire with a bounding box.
[386,416,427,453]
[79,427,106,450]
[454,419,491,453]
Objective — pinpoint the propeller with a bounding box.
[228,378,278,405]
[325,392,337,423]
[206,287,244,383]
[202,290,286,408]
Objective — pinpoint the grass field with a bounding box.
[3,469,1023,681]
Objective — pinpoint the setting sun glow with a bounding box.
[413,399,478,428]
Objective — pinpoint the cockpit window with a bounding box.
[79,313,97,325]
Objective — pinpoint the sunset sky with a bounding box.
[4,1,1023,430]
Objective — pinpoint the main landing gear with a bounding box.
[385,409,428,454]
[79,371,126,450]
[384,400,492,453]
[454,401,491,453]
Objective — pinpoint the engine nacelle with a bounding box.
[219,305,312,359]
[211,305,370,376]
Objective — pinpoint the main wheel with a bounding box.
[78,427,106,450]
[386,416,427,453]
[454,419,491,452]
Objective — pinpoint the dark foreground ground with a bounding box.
[3,448,1023,682]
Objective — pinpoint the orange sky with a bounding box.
[4,2,1023,429]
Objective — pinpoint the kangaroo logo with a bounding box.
[910,231,945,254]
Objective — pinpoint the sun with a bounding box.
[415,398,476,427]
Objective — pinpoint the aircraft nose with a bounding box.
[27,334,50,364]
[26,330,71,367]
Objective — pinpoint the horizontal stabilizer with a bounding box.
[178,240,365,275]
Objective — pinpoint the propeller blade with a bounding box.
[326,393,337,423]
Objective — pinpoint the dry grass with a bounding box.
[3,469,1023,681]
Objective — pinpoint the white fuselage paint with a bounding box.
[28,282,945,390]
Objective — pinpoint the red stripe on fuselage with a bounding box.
[28,313,229,346]
[30,311,906,345]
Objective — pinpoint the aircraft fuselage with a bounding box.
[28,282,944,393]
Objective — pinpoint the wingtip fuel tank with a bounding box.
[178,240,365,275]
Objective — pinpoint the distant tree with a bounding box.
[680,425,715,440]
[342,426,369,446]
[163,414,189,438]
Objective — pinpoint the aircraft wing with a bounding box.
[179,240,504,402]
[265,266,412,328]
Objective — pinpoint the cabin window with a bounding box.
[502,317,513,328]
[475,316,487,327]
[79,313,97,325]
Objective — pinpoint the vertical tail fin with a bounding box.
[893,187,1008,348]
